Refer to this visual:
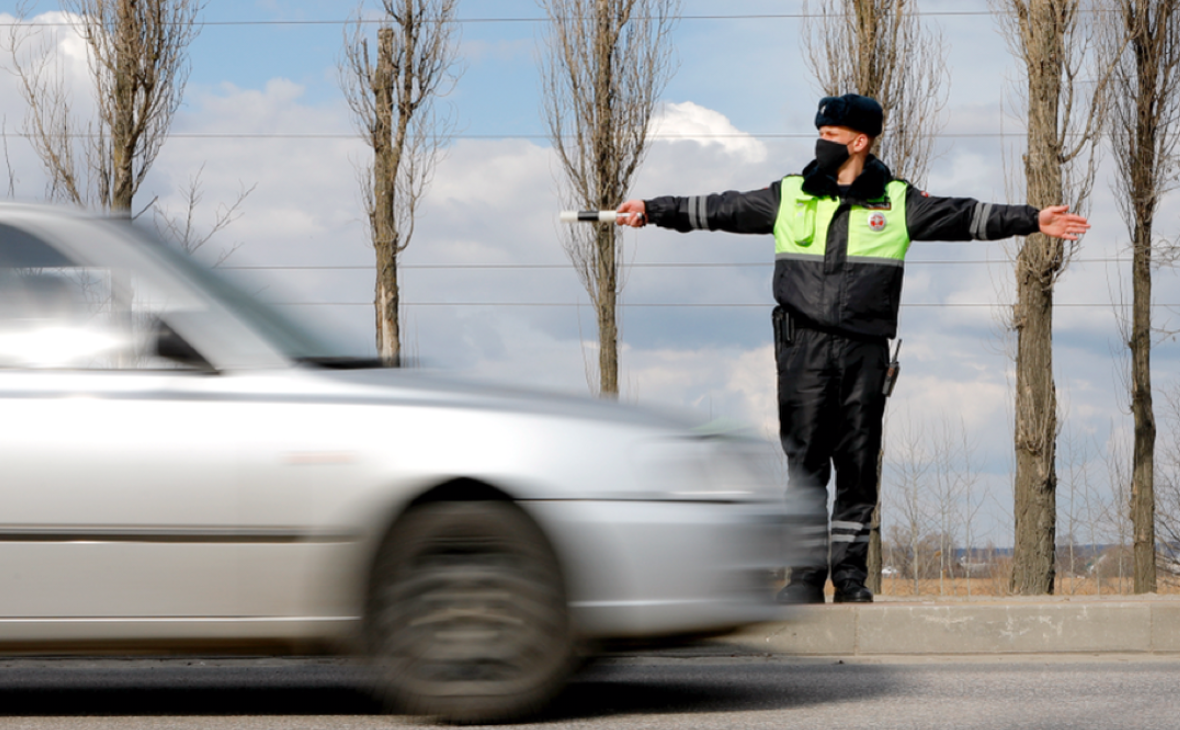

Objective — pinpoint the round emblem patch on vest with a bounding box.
[868,211,887,232]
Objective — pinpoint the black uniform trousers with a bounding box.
[775,312,889,590]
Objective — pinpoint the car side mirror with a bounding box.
[153,319,214,371]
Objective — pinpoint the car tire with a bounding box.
[365,500,575,723]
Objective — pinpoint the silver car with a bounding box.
[0,203,789,722]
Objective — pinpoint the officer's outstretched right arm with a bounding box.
[640,182,782,235]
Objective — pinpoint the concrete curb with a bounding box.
[713,596,1180,656]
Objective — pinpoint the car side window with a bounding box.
[0,223,202,371]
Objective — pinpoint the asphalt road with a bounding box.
[0,655,1178,729]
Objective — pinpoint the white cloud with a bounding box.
[0,12,104,199]
[1,12,93,90]
[650,101,768,165]
[183,79,341,134]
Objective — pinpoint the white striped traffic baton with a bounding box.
[559,210,644,224]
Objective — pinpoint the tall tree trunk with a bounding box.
[1011,254,1058,594]
[593,0,619,397]
[540,0,677,399]
[1131,211,1157,592]
[1127,32,1158,592]
[595,225,619,396]
[343,1,460,369]
[110,0,136,216]
[1010,2,1066,595]
[1114,0,1174,596]
[372,26,402,366]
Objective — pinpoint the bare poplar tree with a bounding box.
[801,0,948,593]
[884,416,932,595]
[1101,423,1135,592]
[1058,423,1087,593]
[1102,0,1180,594]
[6,0,202,215]
[930,422,960,596]
[929,416,984,596]
[992,0,1109,594]
[801,0,948,184]
[341,0,460,366]
[539,0,679,397]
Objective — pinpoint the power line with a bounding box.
[267,301,1179,308]
[220,258,1136,272]
[2,131,1033,140]
[0,11,1001,29]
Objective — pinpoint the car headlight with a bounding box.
[630,435,782,502]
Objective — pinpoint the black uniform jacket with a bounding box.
[644,156,1041,340]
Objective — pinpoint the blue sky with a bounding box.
[1,0,1177,549]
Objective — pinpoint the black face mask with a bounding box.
[815,138,851,174]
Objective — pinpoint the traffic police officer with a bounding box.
[617,94,1089,604]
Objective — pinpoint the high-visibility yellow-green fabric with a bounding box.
[773,177,911,263]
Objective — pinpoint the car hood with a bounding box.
[298,366,730,436]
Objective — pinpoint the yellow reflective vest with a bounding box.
[772,176,911,339]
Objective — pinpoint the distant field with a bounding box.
[875,574,1180,598]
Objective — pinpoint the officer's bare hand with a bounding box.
[1038,205,1090,241]
[616,200,647,227]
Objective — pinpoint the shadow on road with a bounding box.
[535,660,899,721]
[0,658,900,720]
[0,663,381,716]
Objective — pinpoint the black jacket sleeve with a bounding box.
[905,185,1040,242]
[644,181,782,235]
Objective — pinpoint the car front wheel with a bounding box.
[365,500,575,723]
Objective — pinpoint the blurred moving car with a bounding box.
[0,203,789,723]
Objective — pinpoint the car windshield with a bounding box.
[0,213,378,370]
[129,226,376,367]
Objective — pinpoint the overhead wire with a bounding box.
[220,258,1135,271]
[268,302,1180,308]
[0,10,1003,29]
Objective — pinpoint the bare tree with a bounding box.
[992,0,1109,594]
[539,0,679,397]
[1102,0,1180,594]
[1101,422,1135,592]
[6,0,202,215]
[341,0,461,366]
[956,427,987,598]
[801,0,948,184]
[150,165,256,266]
[931,416,985,597]
[884,416,932,595]
[801,0,948,593]
[1058,421,1116,593]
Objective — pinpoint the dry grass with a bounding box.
[875,573,1180,599]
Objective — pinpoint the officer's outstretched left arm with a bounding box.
[904,185,1041,242]
[904,185,1089,242]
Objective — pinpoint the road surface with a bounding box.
[0,654,1176,729]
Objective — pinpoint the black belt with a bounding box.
[773,306,888,347]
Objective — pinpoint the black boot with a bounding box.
[833,583,873,603]
[776,581,825,605]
